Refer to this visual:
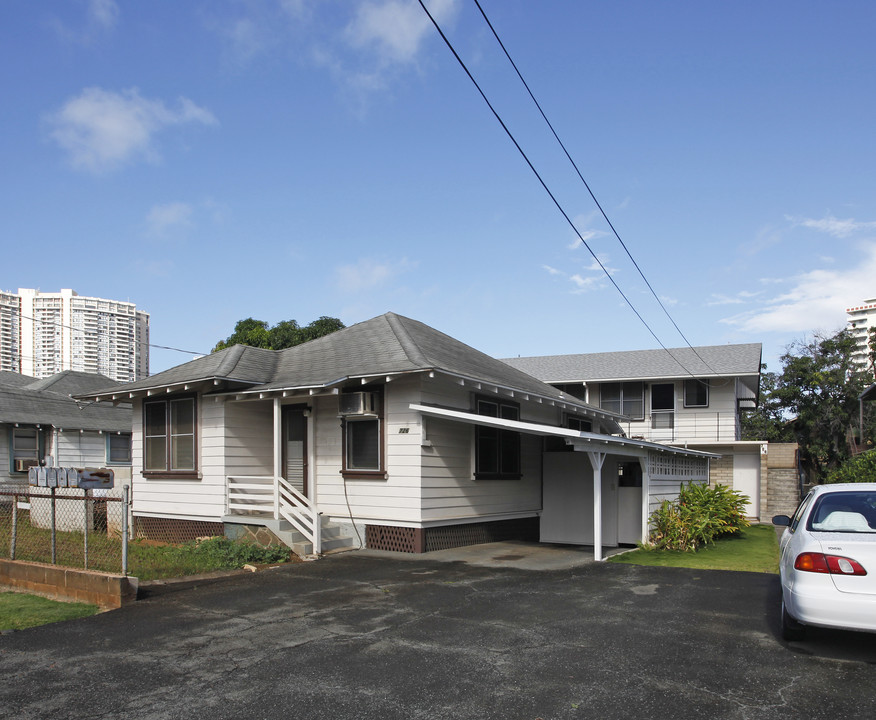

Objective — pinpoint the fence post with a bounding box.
[10,493,17,560]
[83,488,90,570]
[122,484,129,577]
[51,486,57,565]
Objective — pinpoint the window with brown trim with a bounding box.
[143,395,198,478]
[475,396,521,479]
[341,388,385,479]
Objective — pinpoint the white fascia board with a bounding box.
[408,404,719,459]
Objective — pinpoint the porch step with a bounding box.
[224,516,358,558]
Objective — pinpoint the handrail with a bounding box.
[226,475,321,555]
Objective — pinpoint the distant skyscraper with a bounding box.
[1,288,149,381]
[846,297,876,378]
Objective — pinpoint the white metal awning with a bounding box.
[408,403,719,459]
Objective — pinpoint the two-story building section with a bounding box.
[503,343,785,520]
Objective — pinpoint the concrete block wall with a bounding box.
[0,559,138,609]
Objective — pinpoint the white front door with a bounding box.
[283,408,308,497]
[733,452,760,519]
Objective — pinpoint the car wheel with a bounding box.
[781,598,806,642]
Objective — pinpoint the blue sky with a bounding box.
[3,0,876,375]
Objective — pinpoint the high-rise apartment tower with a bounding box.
[846,297,876,378]
[0,288,149,381]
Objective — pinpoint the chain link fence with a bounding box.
[0,488,129,575]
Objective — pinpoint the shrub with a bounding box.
[647,482,750,551]
[825,450,876,484]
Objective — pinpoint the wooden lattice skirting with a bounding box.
[365,517,539,554]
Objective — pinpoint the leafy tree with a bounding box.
[740,365,795,443]
[213,316,344,353]
[825,450,876,484]
[868,326,876,380]
[770,330,874,483]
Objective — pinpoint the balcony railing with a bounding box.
[617,410,739,443]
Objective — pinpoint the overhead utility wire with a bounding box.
[14,312,206,358]
[417,0,699,372]
[471,0,720,380]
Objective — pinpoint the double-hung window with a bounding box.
[107,433,132,464]
[599,382,644,419]
[475,397,521,479]
[11,426,40,473]
[143,396,197,477]
[341,389,384,478]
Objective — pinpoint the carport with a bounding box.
[411,403,718,561]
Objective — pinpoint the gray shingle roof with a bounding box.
[0,371,34,389]
[0,373,131,433]
[83,313,578,405]
[502,343,763,383]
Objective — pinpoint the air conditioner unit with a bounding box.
[15,458,38,473]
[339,392,377,416]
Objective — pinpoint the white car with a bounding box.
[773,483,876,641]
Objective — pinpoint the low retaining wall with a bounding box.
[0,559,138,609]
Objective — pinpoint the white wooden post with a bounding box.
[588,451,606,562]
[639,455,650,545]
[273,398,282,520]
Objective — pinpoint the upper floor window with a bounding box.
[144,396,197,477]
[475,397,521,479]
[684,379,709,408]
[600,382,644,419]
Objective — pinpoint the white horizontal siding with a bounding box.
[131,396,227,521]
[417,375,542,523]
[56,430,106,467]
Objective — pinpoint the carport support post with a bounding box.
[588,451,607,562]
[273,397,282,521]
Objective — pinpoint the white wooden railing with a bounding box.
[226,475,321,554]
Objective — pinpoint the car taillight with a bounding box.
[794,552,867,576]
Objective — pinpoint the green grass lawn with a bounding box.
[607,523,780,573]
[0,592,99,631]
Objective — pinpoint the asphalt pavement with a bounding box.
[1,542,874,720]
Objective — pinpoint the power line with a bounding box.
[470,0,721,381]
[417,0,706,377]
[6,312,206,359]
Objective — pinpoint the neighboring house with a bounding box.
[77,313,717,560]
[0,370,133,492]
[502,344,797,520]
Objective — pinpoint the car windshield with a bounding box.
[808,491,876,533]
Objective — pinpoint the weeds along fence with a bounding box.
[0,487,130,576]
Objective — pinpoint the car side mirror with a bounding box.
[772,515,791,527]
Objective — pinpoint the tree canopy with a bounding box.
[212,316,345,353]
[742,329,876,483]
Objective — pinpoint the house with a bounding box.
[77,313,718,560]
[0,370,133,492]
[502,343,797,520]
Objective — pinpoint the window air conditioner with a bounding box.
[339,392,377,416]
[15,458,38,473]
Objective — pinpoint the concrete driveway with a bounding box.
[1,544,874,720]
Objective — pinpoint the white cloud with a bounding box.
[344,0,459,66]
[720,241,876,333]
[89,0,119,30]
[335,257,416,292]
[787,213,876,239]
[46,87,217,173]
[146,202,193,236]
[543,261,607,295]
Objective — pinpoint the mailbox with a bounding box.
[28,466,114,489]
